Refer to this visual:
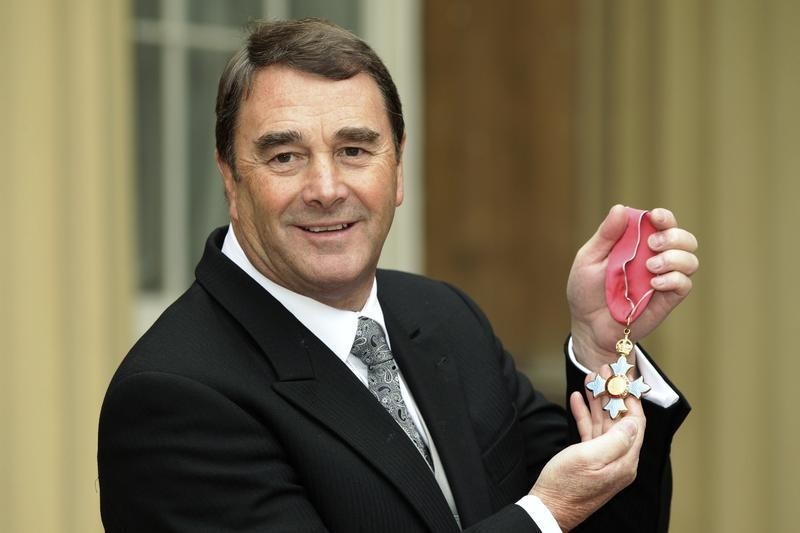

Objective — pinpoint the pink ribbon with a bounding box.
[605,208,657,325]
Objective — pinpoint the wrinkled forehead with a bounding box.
[237,66,393,139]
[250,66,388,117]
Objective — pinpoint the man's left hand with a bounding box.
[567,205,699,372]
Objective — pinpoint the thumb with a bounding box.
[580,204,630,263]
[582,417,639,465]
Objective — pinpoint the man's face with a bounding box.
[218,66,404,310]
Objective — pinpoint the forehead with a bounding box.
[237,66,390,137]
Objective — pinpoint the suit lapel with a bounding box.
[381,293,494,528]
[195,228,313,380]
[273,337,459,533]
[195,230,458,532]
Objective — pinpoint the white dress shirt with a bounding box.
[220,225,677,532]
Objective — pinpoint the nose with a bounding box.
[301,154,348,209]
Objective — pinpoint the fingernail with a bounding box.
[647,257,663,272]
[652,276,665,288]
[648,234,664,249]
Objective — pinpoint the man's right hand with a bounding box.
[530,372,646,531]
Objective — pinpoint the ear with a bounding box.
[394,135,406,207]
[216,149,239,222]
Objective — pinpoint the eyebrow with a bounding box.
[253,130,303,152]
[252,127,381,153]
[335,127,380,145]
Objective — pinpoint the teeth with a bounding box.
[305,223,349,233]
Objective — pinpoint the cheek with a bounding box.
[243,190,269,226]
[357,169,400,210]
[247,181,295,220]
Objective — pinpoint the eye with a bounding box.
[342,147,364,157]
[265,151,305,173]
[272,152,294,164]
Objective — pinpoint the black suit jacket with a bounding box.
[98,228,690,532]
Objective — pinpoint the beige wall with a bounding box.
[0,1,134,532]
[577,1,800,531]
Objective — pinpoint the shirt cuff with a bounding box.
[567,336,679,408]
[516,495,562,532]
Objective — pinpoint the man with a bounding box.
[98,19,698,532]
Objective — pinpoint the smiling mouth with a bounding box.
[300,223,352,233]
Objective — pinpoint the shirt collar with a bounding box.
[220,224,389,362]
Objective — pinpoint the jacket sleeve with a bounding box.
[472,335,690,533]
[566,343,691,533]
[443,281,690,532]
[98,371,330,533]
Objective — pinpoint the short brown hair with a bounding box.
[215,18,404,171]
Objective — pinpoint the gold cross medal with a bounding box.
[589,207,657,419]
[586,328,651,419]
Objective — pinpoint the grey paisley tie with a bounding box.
[350,316,433,469]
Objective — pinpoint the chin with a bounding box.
[309,269,368,290]
[312,254,374,279]
[304,262,374,293]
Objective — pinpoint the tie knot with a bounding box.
[350,317,393,366]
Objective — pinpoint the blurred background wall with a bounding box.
[2,0,799,531]
[0,1,134,531]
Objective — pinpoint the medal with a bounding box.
[587,208,654,419]
[586,327,651,419]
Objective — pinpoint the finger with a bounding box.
[578,204,630,264]
[570,391,593,442]
[651,271,694,297]
[646,250,700,277]
[647,208,677,230]
[584,372,607,439]
[618,385,645,426]
[591,367,614,438]
[648,227,699,253]
[582,417,640,467]
[620,397,646,460]
[623,395,645,426]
